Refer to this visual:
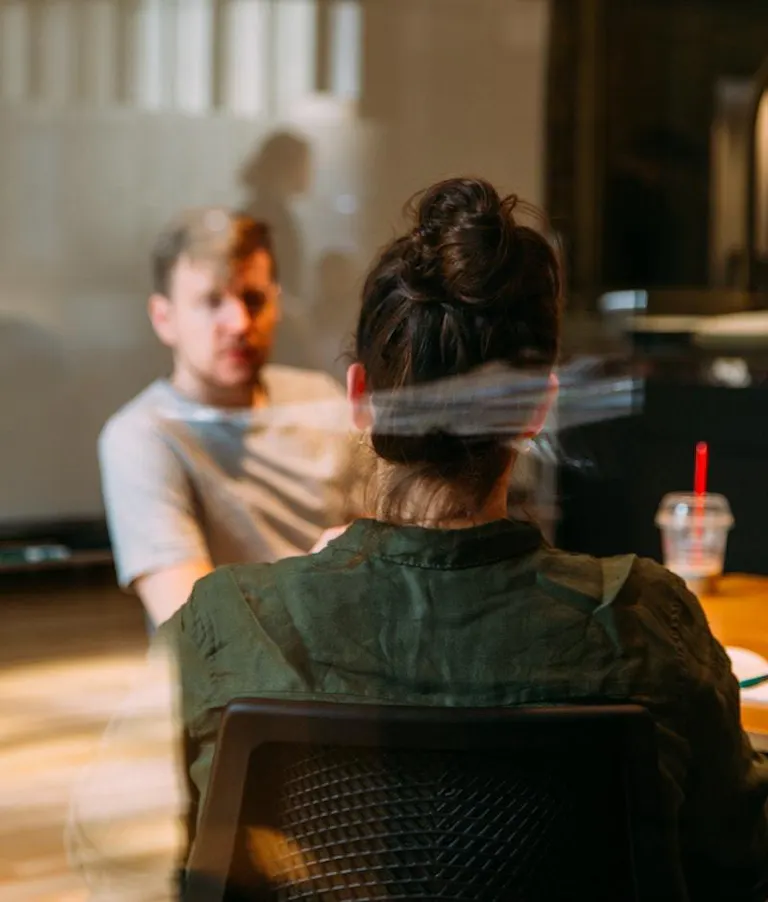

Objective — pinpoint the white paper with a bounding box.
[726,646,768,703]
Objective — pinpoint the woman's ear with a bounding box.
[346,362,373,431]
[525,371,559,438]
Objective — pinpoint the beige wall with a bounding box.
[0,0,550,524]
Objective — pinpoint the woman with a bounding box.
[166,178,768,898]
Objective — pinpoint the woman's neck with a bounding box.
[371,464,512,530]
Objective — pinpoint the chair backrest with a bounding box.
[184,700,675,902]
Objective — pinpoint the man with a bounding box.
[99,208,357,626]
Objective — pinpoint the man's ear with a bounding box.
[346,362,373,431]
[525,371,559,437]
[148,293,176,347]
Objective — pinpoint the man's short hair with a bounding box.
[152,208,277,297]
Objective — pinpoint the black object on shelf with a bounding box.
[0,518,112,573]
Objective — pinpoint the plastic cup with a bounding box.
[655,493,734,594]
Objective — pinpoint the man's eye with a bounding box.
[205,293,223,308]
[243,290,267,311]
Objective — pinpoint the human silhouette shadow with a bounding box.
[240,131,312,304]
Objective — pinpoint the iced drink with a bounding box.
[655,493,734,594]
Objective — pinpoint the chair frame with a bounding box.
[185,700,665,902]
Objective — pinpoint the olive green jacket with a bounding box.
[164,518,768,900]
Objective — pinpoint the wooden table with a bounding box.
[699,576,768,749]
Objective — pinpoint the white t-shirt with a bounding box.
[99,365,358,588]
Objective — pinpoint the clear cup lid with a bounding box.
[655,492,734,529]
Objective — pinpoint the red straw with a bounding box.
[694,442,709,497]
[693,442,708,561]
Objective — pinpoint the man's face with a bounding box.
[150,249,279,400]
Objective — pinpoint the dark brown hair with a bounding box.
[355,177,562,521]
[152,210,276,297]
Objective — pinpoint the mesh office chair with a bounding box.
[184,700,676,902]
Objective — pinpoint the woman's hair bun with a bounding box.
[354,174,561,519]
[405,177,520,309]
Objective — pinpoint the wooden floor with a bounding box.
[0,569,148,901]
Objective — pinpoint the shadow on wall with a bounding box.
[239,131,313,304]
[240,132,360,382]
[312,250,359,381]
[262,247,360,382]
[0,316,72,522]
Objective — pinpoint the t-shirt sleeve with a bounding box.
[669,573,768,899]
[99,415,211,588]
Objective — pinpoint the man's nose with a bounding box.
[220,296,251,334]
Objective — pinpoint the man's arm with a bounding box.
[135,561,212,628]
[99,416,213,624]
[309,525,349,554]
